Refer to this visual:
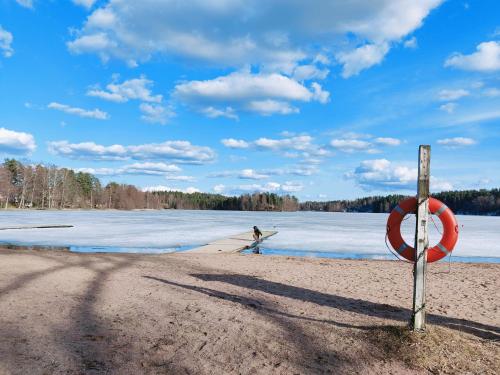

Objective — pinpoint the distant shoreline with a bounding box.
[1,207,499,216]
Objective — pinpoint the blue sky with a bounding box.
[1,0,499,200]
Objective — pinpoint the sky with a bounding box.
[0,0,499,200]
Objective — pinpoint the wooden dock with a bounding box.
[187,230,277,254]
[0,225,74,231]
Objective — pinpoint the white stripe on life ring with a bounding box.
[397,243,408,254]
[435,204,447,217]
[394,205,405,215]
[436,242,450,255]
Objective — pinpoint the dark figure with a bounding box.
[253,226,262,242]
[252,226,263,254]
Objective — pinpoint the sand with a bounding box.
[0,248,498,374]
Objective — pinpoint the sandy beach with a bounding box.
[0,248,498,375]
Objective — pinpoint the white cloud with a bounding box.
[438,89,470,101]
[374,137,401,146]
[48,141,127,161]
[201,106,238,120]
[174,71,328,117]
[336,42,390,78]
[48,140,215,164]
[445,41,500,72]
[238,169,269,180]
[237,181,303,193]
[73,0,97,9]
[348,159,453,192]
[403,36,417,49]
[292,65,329,81]
[0,127,36,154]
[75,162,181,177]
[139,103,174,125]
[121,162,180,175]
[87,76,162,103]
[16,0,33,9]
[213,184,226,194]
[48,102,109,120]
[437,137,477,148]
[221,138,249,149]
[68,1,442,75]
[330,139,372,152]
[0,26,14,58]
[68,33,117,56]
[255,135,314,152]
[164,175,196,182]
[221,134,329,160]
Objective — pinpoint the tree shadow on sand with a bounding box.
[0,251,138,374]
[143,276,357,373]
[189,273,499,341]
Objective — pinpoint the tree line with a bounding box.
[300,189,500,216]
[2,159,498,215]
[0,159,299,211]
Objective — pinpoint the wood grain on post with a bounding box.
[412,145,430,331]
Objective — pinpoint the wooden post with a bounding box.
[412,145,430,331]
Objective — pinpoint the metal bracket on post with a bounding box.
[412,145,430,332]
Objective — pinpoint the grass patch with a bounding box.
[367,325,499,374]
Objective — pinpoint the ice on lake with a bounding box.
[0,210,498,259]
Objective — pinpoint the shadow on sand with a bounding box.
[186,273,499,341]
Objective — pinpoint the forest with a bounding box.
[300,189,500,215]
[0,159,299,211]
[1,159,499,215]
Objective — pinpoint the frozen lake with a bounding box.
[0,210,499,261]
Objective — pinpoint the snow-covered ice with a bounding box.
[0,210,498,259]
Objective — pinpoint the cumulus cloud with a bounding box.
[139,103,174,125]
[0,127,36,154]
[437,137,477,148]
[48,102,108,120]
[201,106,238,120]
[292,64,329,81]
[336,42,389,78]
[254,135,314,152]
[347,159,452,191]
[445,41,500,72]
[87,76,162,103]
[238,169,269,180]
[221,134,329,161]
[48,140,215,164]
[67,1,443,76]
[374,137,401,146]
[217,181,303,195]
[174,71,329,118]
[213,184,226,194]
[330,135,403,152]
[75,162,181,176]
[0,26,14,58]
[221,138,249,149]
[330,139,373,152]
[438,89,470,101]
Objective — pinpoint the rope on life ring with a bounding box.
[386,197,459,263]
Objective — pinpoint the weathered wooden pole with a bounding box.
[412,145,430,331]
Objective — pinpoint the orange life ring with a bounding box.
[386,197,459,263]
